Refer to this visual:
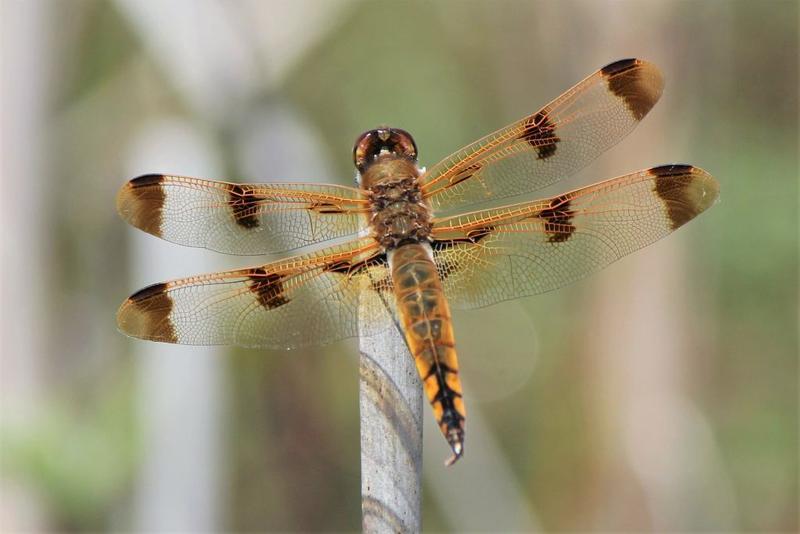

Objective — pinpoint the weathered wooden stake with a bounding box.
[359,314,423,533]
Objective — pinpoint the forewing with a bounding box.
[116,238,397,349]
[420,59,664,212]
[117,174,370,255]
[430,165,718,309]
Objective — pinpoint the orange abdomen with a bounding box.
[389,242,465,464]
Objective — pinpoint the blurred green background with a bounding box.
[1,0,797,532]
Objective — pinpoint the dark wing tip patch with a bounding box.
[129,174,166,187]
[129,282,170,302]
[651,165,719,230]
[602,58,664,121]
[117,175,166,237]
[118,282,177,343]
[650,164,696,177]
[229,184,261,229]
[518,111,561,159]
[601,58,639,76]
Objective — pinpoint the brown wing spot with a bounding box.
[449,172,473,187]
[324,259,353,275]
[651,164,702,230]
[310,201,346,214]
[518,111,560,159]
[118,174,167,236]
[229,184,261,229]
[325,253,390,292]
[325,253,387,276]
[601,58,663,121]
[538,194,575,243]
[448,163,482,187]
[248,268,290,309]
[467,226,495,243]
[432,225,495,251]
[121,282,178,343]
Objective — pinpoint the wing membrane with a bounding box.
[430,165,718,309]
[117,174,370,255]
[420,59,664,212]
[116,238,397,349]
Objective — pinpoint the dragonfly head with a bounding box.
[353,127,418,179]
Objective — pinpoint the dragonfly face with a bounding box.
[116,58,719,465]
[353,127,418,176]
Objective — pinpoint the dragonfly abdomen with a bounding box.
[389,242,466,465]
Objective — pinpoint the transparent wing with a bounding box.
[116,238,398,349]
[117,174,370,255]
[420,58,664,213]
[430,165,718,309]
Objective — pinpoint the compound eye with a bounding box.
[353,130,378,173]
[389,128,417,161]
[352,128,418,173]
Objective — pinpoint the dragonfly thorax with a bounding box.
[365,161,432,249]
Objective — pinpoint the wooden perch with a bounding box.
[359,315,423,533]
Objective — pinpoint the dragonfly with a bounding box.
[116,58,718,465]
